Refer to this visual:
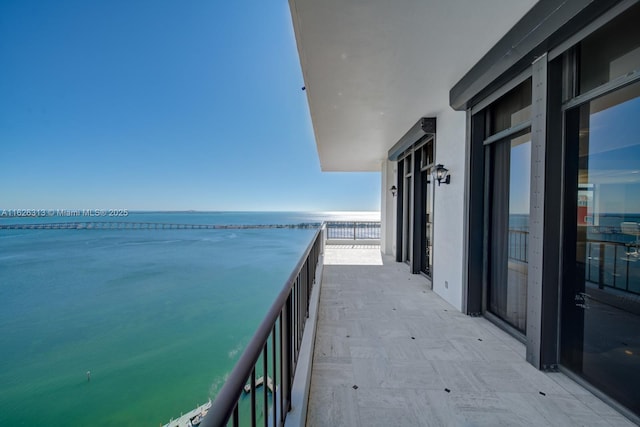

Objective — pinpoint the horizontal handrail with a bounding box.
[201,223,325,427]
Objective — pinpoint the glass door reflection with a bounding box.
[487,132,531,333]
[562,81,640,416]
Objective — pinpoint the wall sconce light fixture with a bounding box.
[434,164,450,186]
[390,185,397,197]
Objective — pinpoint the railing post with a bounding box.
[598,243,605,289]
[306,256,311,318]
[626,250,631,292]
[613,245,618,289]
[281,294,292,417]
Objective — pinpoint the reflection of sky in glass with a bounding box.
[590,95,640,156]
[509,139,531,215]
[588,93,640,213]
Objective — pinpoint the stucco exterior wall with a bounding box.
[381,159,397,257]
[431,108,467,311]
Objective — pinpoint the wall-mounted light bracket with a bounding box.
[434,164,450,186]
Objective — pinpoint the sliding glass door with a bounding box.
[561,80,640,416]
[420,168,433,277]
[482,78,532,334]
[486,131,531,333]
[397,138,435,279]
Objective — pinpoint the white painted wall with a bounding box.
[432,108,467,311]
[381,160,397,257]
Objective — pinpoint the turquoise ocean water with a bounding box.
[0,211,378,426]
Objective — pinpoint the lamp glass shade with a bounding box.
[435,164,448,180]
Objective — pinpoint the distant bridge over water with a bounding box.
[0,222,322,231]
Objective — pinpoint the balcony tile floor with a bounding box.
[305,245,635,426]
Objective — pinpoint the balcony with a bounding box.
[203,224,634,426]
[305,244,634,426]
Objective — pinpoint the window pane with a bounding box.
[404,156,412,175]
[421,139,434,169]
[579,3,640,94]
[488,79,532,136]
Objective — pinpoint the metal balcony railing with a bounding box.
[201,224,324,427]
[508,229,528,263]
[325,221,380,240]
[586,240,640,295]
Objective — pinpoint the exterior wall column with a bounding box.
[432,108,467,311]
[381,159,397,257]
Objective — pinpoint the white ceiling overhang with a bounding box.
[289,0,538,171]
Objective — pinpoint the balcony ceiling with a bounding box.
[289,0,538,171]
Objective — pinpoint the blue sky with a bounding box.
[0,1,380,212]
